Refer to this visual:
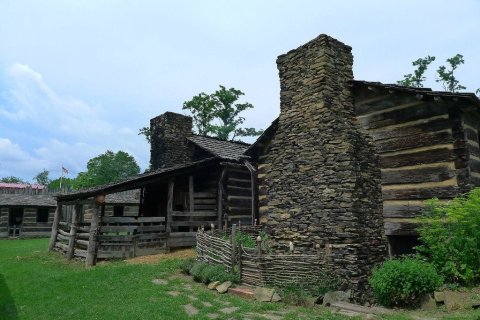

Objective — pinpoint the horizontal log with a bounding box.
[465,127,479,143]
[193,199,216,205]
[227,179,251,188]
[369,117,454,141]
[194,204,216,210]
[376,131,453,154]
[380,147,455,168]
[359,102,447,130]
[227,186,252,197]
[99,235,134,242]
[355,94,421,116]
[171,221,216,227]
[381,165,455,185]
[101,226,137,233]
[137,225,166,232]
[384,221,419,236]
[227,197,252,207]
[137,217,165,223]
[228,207,252,215]
[383,186,460,200]
[383,204,424,218]
[136,233,167,241]
[102,217,137,224]
[76,239,89,246]
[171,211,216,217]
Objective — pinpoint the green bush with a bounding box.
[179,258,195,274]
[417,189,480,286]
[187,261,240,284]
[234,231,256,248]
[369,257,443,308]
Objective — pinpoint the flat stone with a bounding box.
[271,292,282,302]
[216,281,232,294]
[254,287,275,302]
[434,291,445,303]
[323,290,351,306]
[187,295,198,301]
[166,291,180,297]
[202,301,213,307]
[152,279,168,285]
[419,294,436,311]
[207,314,219,319]
[208,281,221,290]
[228,286,255,299]
[220,306,240,314]
[183,304,198,316]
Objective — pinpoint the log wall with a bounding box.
[0,208,8,237]
[0,206,54,238]
[353,87,476,236]
[224,166,253,226]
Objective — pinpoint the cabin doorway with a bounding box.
[8,208,23,237]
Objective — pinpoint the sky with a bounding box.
[0,0,479,182]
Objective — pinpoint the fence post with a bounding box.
[231,224,237,272]
[210,223,215,236]
[256,236,262,257]
[238,244,243,283]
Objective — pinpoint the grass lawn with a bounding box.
[1,239,480,320]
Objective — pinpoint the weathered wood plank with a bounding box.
[380,148,455,168]
[359,103,447,130]
[166,178,174,233]
[171,211,216,217]
[381,166,455,185]
[383,204,425,218]
[86,202,102,267]
[355,95,421,116]
[369,117,454,141]
[383,186,460,200]
[48,205,62,252]
[376,131,453,153]
[137,217,165,223]
[102,217,137,224]
[171,221,216,227]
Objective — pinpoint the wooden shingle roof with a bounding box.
[0,194,56,207]
[187,135,250,161]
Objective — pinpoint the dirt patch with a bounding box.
[126,248,196,264]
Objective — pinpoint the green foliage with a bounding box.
[397,55,436,88]
[72,150,140,189]
[182,85,263,141]
[417,189,480,285]
[179,257,195,274]
[276,274,340,306]
[277,284,312,306]
[187,261,239,284]
[369,257,443,308]
[234,231,256,248]
[48,177,75,191]
[436,54,467,92]
[33,169,51,186]
[138,126,152,143]
[0,176,26,183]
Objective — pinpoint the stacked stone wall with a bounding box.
[150,112,193,169]
[259,34,387,301]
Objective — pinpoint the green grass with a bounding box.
[0,239,348,320]
[3,239,480,320]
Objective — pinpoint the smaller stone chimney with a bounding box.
[150,112,193,169]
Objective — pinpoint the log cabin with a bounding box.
[246,58,480,256]
[50,112,255,266]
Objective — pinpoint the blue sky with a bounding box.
[1,0,479,182]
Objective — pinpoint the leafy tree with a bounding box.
[436,54,467,92]
[183,85,263,141]
[0,176,26,184]
[73,150,140,189]
[182,92,217,136]
[397,55,436,88]
[138,127,152,144]
[476,88,480,97]
[33,169,51,186]
[48,177,75,191]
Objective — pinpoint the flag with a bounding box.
[62,166,69,175]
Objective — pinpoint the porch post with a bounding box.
[217,168,227,230]
[86,196,104,267]
[66,204,81,259]
[189,176,194,231]
[48,204,62,251]
[166,178,174,233]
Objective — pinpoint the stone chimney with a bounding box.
[150,112,193,169]
[263,34,387,300]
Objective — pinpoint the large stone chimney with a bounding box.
[262,35,387,300]
[150,112,193,169]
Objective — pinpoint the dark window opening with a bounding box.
[387,235,420,256]
[113,206,124,217]
[37,208,49,223]
[9,208,23,236]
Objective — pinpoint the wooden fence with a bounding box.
[54,216,167,260]
[196,226,330,287]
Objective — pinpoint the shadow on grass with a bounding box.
[0,273,18,319]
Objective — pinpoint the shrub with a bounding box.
[416,189,480,286]
[187,261,240,284]
[276,284,312,306]
[179,258,195,274]
[234,231,256,248]
[369,257,443,308]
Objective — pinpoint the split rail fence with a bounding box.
[196,226,331,287]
